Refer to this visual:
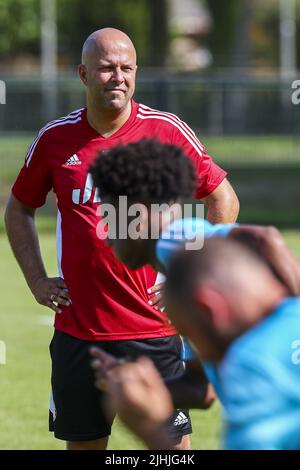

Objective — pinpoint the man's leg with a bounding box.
[165,407,192,450]
[49,330,114,449]
[67,437,109,450]
[174,435,191,450]
[105,335,192,450]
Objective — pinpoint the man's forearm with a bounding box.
[202,179,240,224]
[206,198,239,224]
[5,198,47,293]
[132,422,175,450]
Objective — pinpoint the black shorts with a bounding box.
[49,330,192,443]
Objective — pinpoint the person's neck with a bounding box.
[254,287,287,324]
[87,100,132,138]
[216,285,287,363]
[229,285,287,351]
[247,285,287,329]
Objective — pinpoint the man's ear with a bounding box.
[78,64,88,85]
[194,285,231,332]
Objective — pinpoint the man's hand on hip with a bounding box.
[31,276,71,314]
[148,281,165,310]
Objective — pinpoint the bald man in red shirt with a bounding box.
[5,28,239,450]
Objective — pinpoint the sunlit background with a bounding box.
[0,0,299,450]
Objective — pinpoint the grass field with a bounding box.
[0,231,222,450]
[1,135,300,185]
[0,133,299,449]
[0,229,299,450]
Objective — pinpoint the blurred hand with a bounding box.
[105,356,173,445]
[90,347,174,448]
[90,346,123,391]
[148,282,165,310]
[31,276,71,314]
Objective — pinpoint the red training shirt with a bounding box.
[12,101,227,341]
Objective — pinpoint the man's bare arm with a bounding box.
[202,178,240,224]
[5,193,70,313]
[90,347,215,410]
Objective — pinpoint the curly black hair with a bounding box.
[90,139,197,203]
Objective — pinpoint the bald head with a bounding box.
[165,238,285,361]
[81,28,137,66]
[79,28,137,113]
[168,238,283,304]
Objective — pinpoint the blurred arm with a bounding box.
[91,350,175,450]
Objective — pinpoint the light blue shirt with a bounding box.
[156,218,236,271]
[221,298,300,450]
[156,218,300,449]
[156,217,237,361]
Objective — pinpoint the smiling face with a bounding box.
[79,29,137,112]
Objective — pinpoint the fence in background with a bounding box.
[0,71,300,227]
[0,71,299,135]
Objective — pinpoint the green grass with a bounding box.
[203,136,300,166]
[1,135,300,186]
[1,230,299,449]
[1,229,299,449]
[0,232,222,450]
[1,135,299,229]
[0,137,31,185]
[1,135,299,448]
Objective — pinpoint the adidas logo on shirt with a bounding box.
[65,154,82,166]
[174,411,189,426]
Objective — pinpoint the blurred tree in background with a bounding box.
[145,0,169,67]
[205,0,300,69]
[0,0,40,58]
[0,0,299,69]
[0,0,169,67]
[204,0,241,66]
[57,0,150,66]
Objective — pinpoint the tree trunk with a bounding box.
[146,0,169,67]
[232,0,253,68]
